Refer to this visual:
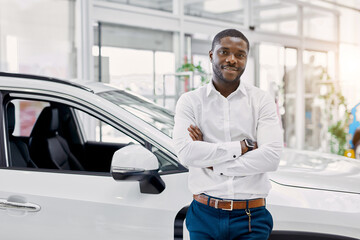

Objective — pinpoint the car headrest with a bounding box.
[7,102,15,135]
[30,107,59,137]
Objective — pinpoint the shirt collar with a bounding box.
[206,80,247,97]
[206,81,215,96]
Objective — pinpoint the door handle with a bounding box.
[0,199,41,212]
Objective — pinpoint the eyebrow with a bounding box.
[218,47,247,53]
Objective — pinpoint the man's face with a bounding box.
[209,36,248,84]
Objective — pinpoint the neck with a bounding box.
[212,79,240,98]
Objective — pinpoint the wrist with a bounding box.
[240,140,248,154]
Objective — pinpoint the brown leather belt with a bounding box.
[193,194,265,211]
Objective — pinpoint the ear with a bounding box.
[209,50,213,62]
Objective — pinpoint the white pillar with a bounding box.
[296,5,305,150]
[173,0,184,68]
[76,0,94,81]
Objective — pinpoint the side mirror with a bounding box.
[111,144,165,194]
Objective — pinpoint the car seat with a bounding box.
[29,107,85,171]
[7,102,37,168]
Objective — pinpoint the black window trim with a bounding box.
[0,91,8,167]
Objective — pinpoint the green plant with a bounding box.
[320,81,350,155]
[328,120,349,155]
[176,62,208,85]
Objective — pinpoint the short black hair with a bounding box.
[211,29,250,52]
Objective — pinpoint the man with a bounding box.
[173,29,283,240]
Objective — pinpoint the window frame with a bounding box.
[0,90,8,167]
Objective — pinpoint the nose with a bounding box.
[226,54,236,64]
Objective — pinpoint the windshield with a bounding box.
[97,90,175,137]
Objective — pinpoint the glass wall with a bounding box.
[0,0,76,79]
[99,0,173,12]
[283,48,297,149]
[252,0,298,35]
[339,8,360,109]
[303,7,336,41]
[303,50,335,151]
[340,44,360,109]
[93,24,175,109]
[258,44,297,148]
[340,8,360,44]
[190,34,212,89]
[184,0,246,24]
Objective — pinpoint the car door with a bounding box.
[0,91,191,240]
[0,169,191,239]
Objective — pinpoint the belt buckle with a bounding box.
[215,199,233,211]
[224,200,233,211]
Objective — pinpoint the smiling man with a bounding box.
[173,29,283,239]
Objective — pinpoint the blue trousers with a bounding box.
[186,199,273,240]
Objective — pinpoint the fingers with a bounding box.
[188,127,200,140]
[193,125,203,141]
[187,127,197,140]
[188,125,203,141]
[191,125,202,136]
[188,131,196,141]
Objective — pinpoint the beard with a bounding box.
[212,63,245,83]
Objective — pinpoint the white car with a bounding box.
[0,72,359,240]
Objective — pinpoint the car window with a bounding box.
[10,100,49,137]
[74,109,179,172]
[74,109,140,144]
[97,90,175,137]
[5,98,179,173]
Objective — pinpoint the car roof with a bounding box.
[0,72,140,97]
[0,72,94,93]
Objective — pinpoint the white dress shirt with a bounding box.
[173,81,283,200]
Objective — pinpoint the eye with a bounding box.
[236,53,246,59]
[219,50,228,55]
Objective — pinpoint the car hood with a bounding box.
[269,149,360,194]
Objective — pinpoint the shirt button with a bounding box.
[233,155,236,158]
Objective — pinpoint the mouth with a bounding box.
[221,65,239,72]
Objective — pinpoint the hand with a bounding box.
[187,125,203,141]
